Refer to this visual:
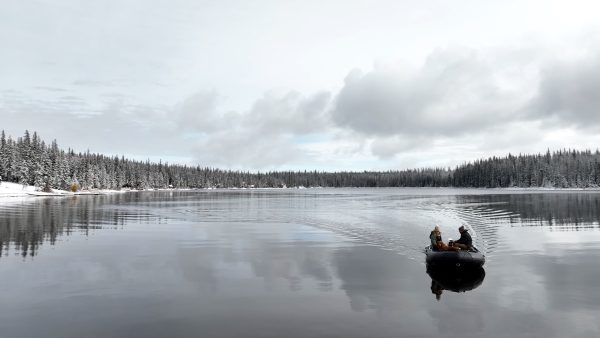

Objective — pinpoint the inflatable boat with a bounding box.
[424,245,485,268]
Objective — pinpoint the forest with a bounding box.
[1,130,600,190]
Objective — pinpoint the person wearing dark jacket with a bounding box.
[453,225,472,250]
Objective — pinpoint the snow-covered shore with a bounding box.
[3,182,600,204]
[0,182,129,198]
[0,182,36,197]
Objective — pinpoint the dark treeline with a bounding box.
[1,130,600,190]
[453,150,600,188]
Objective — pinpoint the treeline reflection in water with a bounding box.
[454,192,600,229]
[2,189,600,338]
[2,190,600,259]
[0,193,167,258]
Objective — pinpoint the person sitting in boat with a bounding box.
[430,225,458,251]
[429,226,439,248]
[452,225,473,250]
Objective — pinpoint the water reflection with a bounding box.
[444,192,600,254]
[5,190,600,260]
[1,189,600,337]
[0,193,167,257]
[427,266,486,301]
[334,246,424,314]
[455,193,600,228]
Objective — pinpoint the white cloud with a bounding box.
[332,47,530,138]
[175,90,226,132]
[370,136,433,159]
[192,130,306,170]
[243,91,332,135]
[187,90,332,169]
[2,1,600,170]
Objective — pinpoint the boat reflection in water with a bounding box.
[427,265,486,301]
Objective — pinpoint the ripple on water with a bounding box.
[2,190,600,262]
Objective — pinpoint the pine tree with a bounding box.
[0,130,7,181]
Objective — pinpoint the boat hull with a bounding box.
[425,246,485,268]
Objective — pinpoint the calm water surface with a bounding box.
[1,188,599,338]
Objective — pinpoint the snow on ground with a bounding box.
[0,182,130,202]
[0,182,36,197]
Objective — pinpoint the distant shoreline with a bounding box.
[3,130,600,192]
[3,181,600,202]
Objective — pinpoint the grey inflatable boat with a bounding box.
[425,245,485,268]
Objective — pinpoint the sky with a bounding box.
[2,0,600,171]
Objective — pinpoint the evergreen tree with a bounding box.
[2,130,600,190]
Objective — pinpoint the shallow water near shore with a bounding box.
[1,188,599,338]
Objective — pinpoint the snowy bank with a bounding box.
[0,181,130,199]
[0,182,36,197]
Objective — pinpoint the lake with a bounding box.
[1,188,599,338]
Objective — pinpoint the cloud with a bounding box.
[243,90,332,135]
[187,91,331,168]
[174,89,330,135]
[34,86,67,92]
[175,90,230,132]
[0,90,185,159]
[1,86,334,169]
[4,35,600,170]
[370,135,433,159]
[332,47,528,138]
[529,51,600,129]
[330,44,600,161]
[192,130,307,169]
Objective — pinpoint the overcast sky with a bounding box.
[2,0,600,170]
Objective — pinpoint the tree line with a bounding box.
[1,130,599,190]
